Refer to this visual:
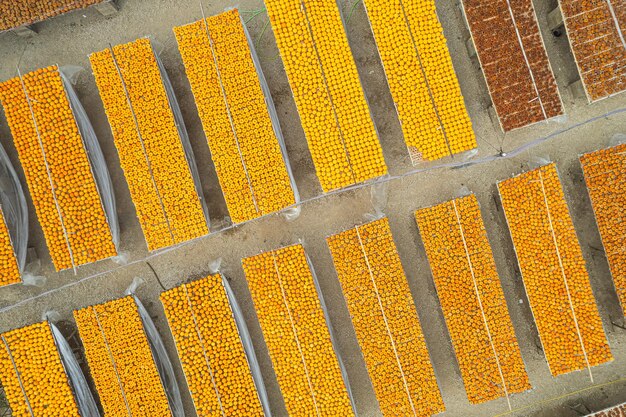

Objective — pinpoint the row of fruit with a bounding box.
[415,195,531,404]
[364,0,476,161]
[90,39,209,251]
[73,296,173,416]
[242,244,355,416]
[265,0,388,192]
[0,207,20,287]
[174,10,296,224]
[0,322,80,416]
[0,65,117,272]
[327,218,446,415]
[498,163,613,376]
[462,0,564,132]
[580,144,626,317]
[160,274,266,416]
[0,0,102,31]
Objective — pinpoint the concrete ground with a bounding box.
[0,0,625,416]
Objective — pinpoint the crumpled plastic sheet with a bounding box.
[125,278,184,417]
[50,321,101,417]
[153,43,211,231]
[59,66,121,251]
[0,142,28,273]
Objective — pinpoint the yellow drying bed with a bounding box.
[264,0,387,192]
[74,296,172,417]
[0,322,80,416]
[363,0,476,162]
[498,164,613,377]
[415,195,530,404]
[0,66,117,271]
[327,217,444,416]
[174,9,296,224]
[90,39,208,251]
[160,274,265,416]
[0,207,19,287]
[242,244,355,416]
[580,144,626,316]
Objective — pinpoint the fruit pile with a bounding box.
[90,39,208,251]
[265,0,387,192]
[561,0,626,101]
[74,296,172,416]
[415,195,531,404]
[160,274,265,416]
[363,0,476,161]
[586,402,626,417]
[498,164,613,376]
[174,9,296,224]
[326,218,444,416]
[0,322,80,416]
[0,65,117,271]
[462,0,563,131]
[242,244,354,416]
[580,144,626,315]
[0,0,101,31]
[0,208,20,287]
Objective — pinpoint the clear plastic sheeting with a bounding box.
[59,67,121,251]
[222,275,273,416]
[124,278,184,417]
[305,253,358,415]
[0,142,28,272]
[154,47,211,230]
[609,133,626,147]
[50,322,101,417]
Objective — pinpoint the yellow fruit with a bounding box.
[265,0,387,192]
[242,244,354,416]
[0,321,81,416]
[0,65,117,271]
[363,0,476,161]
[174,9,296,224]
[498,163,613,376]
[415,194,531,404]
[326,218,444,416]
[160,274,265,416]
[74,296,172,416]
[90,39,209,251]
